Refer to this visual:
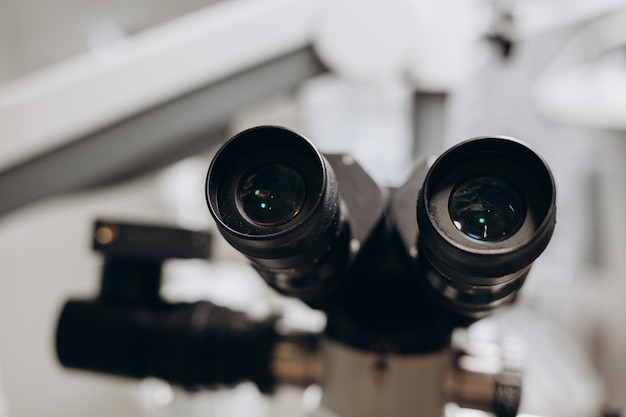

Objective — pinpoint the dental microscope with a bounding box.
[56,125,556,417]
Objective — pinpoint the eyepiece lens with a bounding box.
[236,164,306,226]
[449,176,525,242]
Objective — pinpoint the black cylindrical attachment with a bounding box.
[56,300,278,392]
[416,137,556,315]
[206,126,350,297]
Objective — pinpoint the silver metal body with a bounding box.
[316,338,452,417]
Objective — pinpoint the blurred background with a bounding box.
[0,0,625,415]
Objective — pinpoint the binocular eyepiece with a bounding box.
[206,126,350,298]
[415,137,556,317]
[205,126,556,319]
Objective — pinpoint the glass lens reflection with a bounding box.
[237,164,306,226]
[449,176,525,242]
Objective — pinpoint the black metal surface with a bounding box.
[324,190,453,354]
[0,46,327,216]
[494,373,522,417]
[93,219,211,260]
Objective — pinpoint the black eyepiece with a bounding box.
[206,126,349,297]
[416,137,556,315]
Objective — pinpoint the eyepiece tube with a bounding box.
[416,137,556,316]
[206,126,350,298]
